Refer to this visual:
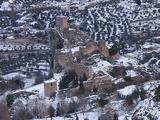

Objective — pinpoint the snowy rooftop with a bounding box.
[117,85,137,97]
[44,78,57,84]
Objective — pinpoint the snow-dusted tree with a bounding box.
[48,106,55,120]
[26,97,49,119]
[125,96,133,106]
[12,106,33,120]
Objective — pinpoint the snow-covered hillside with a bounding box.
[1,0,160,48]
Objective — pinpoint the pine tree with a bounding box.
[48,106,55,120]
[155,85,160,101]
[126,96,133,106]
[79,76,84,89]
[139,88,146,100]
[134,0,141,5]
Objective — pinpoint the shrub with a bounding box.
[113,113,118,120]
[82,74,87,81]
[98,113,112,120]
[15,79,25,89]
[97,99,109,108]
[155,85,160,101]
[67,100,79,114]
[35,70,44,85]
[12,107,33,120]
[110,66,126,77]
[109,44,119,56]
[84,118,89,120]
[79,76,84,89]
[139,88,146,100]
[48,106,55,119]
[125,96,133,106]
[124,76,133,83]
[56,103,64,116]
[59,70,78,89]
[134,0,141,5]
[6,94,14,108]
[93,86,98,93]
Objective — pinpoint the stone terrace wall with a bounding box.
[84,75,113,92]
[65,61,93,78]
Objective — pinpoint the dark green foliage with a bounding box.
[48,106,55,119]
[132,90,140,99]
[134,0,141,5]
[15,79,25,89]
[75,113,79,120]
[2,35,7,39]
[109,44,119,56]
[147,113,156,120]
[82,74,87,81]
[110,66,126,77]
[113,113,118,120]
[98,113,113,120]
[35,70,44,85]
[126,96,133,106]
[6,94,14,108]
[155,85,160,101]
[56,37,64,49]
[11,76,25,89]
[139,88,146,100]
[124,76,133,83]
[79,76,84,89]
[67,101,79,114]
[73,76,79,88]
[79,74,87,89]
[97,99,109,107]
[84,118,89,120]
[93,86,98,93]
[56,103,64,116]
[59,70,78,89]
[12,107,34,120]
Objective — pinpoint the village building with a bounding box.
[44,79,57,97]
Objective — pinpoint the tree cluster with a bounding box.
[59,70,87,90]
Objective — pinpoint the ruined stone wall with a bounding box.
[58,75,113,98]
[56,51,73,69]
[79,41,109,58]
[84,75,113,92]
[65,61,92,79]
[132,75,146,84]
[98,41,109,58]
[80,41,99,56]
